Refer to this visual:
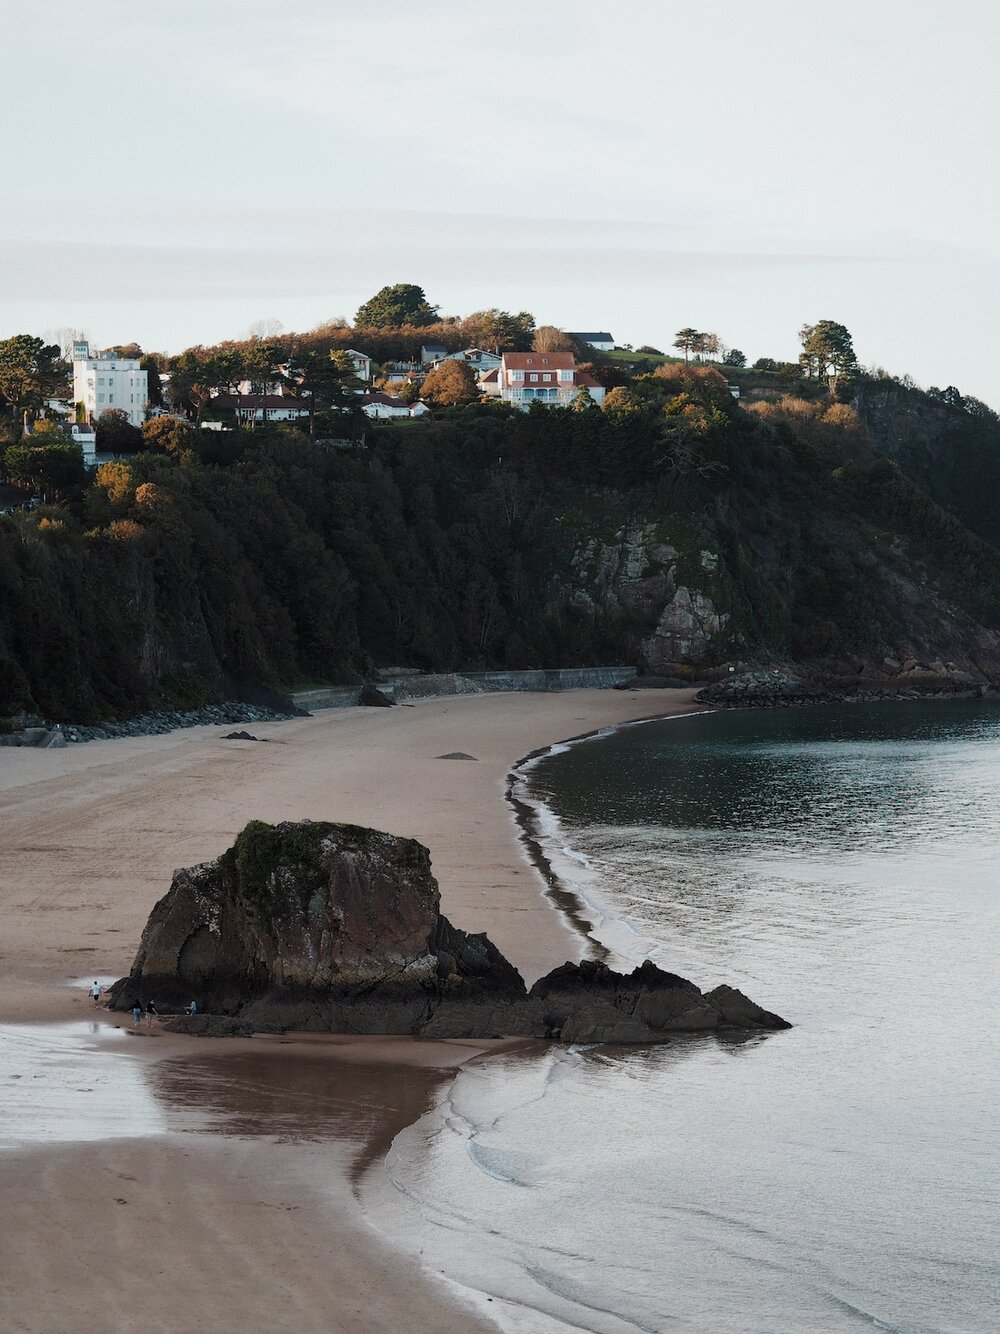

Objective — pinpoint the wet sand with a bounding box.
[0,688,699,1331]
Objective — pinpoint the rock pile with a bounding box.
[110,820,790,1042]
[60,701,295,744]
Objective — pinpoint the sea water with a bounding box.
[372,702,1000,1333]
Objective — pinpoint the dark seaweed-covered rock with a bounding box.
[359,685,395,707]
[110,821,790,1041]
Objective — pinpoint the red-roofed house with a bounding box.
[483,352,605,410]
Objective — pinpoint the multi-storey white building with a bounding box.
[482,352,605,410]
[71,341,147,427]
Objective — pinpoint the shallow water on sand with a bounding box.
[372,701,1000,1333]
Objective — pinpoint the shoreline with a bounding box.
[0,686,702,1332]
[505,708,715,970]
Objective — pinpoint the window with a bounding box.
[530,373,538,382]
[543,374,551,382]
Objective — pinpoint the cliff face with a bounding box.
[110,820,790,1041]
[5,382,1000,723]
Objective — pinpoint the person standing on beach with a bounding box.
[89,981,102,1007]
[145,1001,158,1027]
[132,1002,142,1026]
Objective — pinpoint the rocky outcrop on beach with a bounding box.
[110,820,790,1042]
[697,667,994,710]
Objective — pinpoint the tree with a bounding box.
[798,320,857,381]
[635,345,662,355]
[532,326,577,353]
[723,348,747,368]
[285,347,363,436]
[673,328,701,363]
[462,309,535,350]
[247,317,284,339]
[242,340,281,426]
[4,441,86,500]
[95,408,143,455]
[419,358,478,407]
[140,416,193,456]
[696,332,721,361]
[753,357,778,372]
[0,335,63,417]
[355,284,439,328]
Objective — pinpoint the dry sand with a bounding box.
[0,687,700,1332]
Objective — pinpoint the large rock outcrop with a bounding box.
[110,820,790,1041]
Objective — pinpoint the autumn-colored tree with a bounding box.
[532,326,577,353]
[141,416,194,456]
[419,358,478,406]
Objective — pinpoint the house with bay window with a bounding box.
[483,352,605,410]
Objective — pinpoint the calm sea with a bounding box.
[370,702,1000,1333]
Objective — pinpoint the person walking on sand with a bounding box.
[132,1002,142,1026]
[145,1000,158,1027]
[89,981,102,1007]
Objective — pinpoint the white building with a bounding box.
[343,348,372,382]
[212,394,310,424]
[71,341,148,428]
[419,342,448,365]
[569,331,616,352]
[484,352,606,410]
[433,347,502,375]
[358,391,414,420]
[68,422,97,466]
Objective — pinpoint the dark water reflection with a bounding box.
[150,1045,450,1176]
[379,701,1000,1332]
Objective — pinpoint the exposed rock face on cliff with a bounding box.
[110,820,790,1042]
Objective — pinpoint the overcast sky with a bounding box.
[3,0,999,401]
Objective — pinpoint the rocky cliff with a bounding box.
[110,820,789,1041]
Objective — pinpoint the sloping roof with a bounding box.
[215,395,309,411]
[575,371,602,387]
[343,348,371,359]
[502,352,576,371]
[360,392,409,409]
[479,368,499,383]
[569,332,614,342]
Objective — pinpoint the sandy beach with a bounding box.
[0,687,700,1332]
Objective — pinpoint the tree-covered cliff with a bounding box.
[3,366,1000,721]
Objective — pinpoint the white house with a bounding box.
[434,347,502,375]
[485,352,606,410]
[358,391,412,420]
[72,341,148,427]
[569,331,615,352]
[68,422,97,466]
[212,394,311,424]
[419,342,448,365]
[382,361,422,385]
[343,348,372,382]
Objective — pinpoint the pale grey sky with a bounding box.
[3,0,999,400]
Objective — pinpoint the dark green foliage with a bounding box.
[3,369,1000,721]
[228,819,333,910]
[355,283,439,329]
